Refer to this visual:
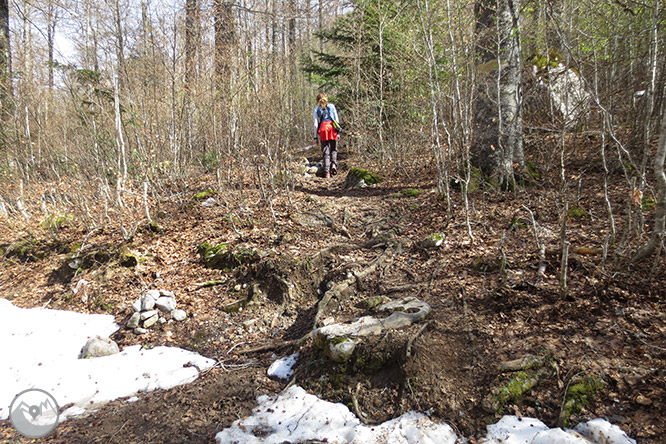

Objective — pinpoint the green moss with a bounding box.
[642,196,656,211]
[489,371,539,415]
[526,161,542,182]
[350,168,383,185]
[119,245,138,267]
[330,336,349,345]
[194,189,217,200]
[389,188,421,198]
[357,296,389,311]
[568,206,590,219]
[147,221,163,233]
[408,203,420,211]
[561,375,606,427]
[354,350,389,375]
[201,280,226,288]
[198,242,259,269]
[41,214,74,232]
[3,238,50,261]
[532,49,564,70]
[509,217,527,230]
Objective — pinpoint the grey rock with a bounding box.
[159,289,176,298]
[79,336,120,359]
[155,296,177,312]
[134,327,148,335]
[132,299,142,312]
[314,297,431,363]
[159,317,167,324]
[420,232,445,249]
[127,312,141,329]
[201,197,216,207]
[171,309,187,322]
[134,291,158,312]
[327,338,356,362]
[143,314,159,328]
[140,310,158,320]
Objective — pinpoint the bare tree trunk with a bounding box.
[46,1,58,90]
[0,0,10,113]
[633,106,666,263]
[185,0,199,88]
[472,0,523,189]
[214,1,236,84]
[84,0,99,72]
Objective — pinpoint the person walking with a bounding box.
[313,93,340,178]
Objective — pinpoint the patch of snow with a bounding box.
[576,418,637,444]
[215,385,457,444]
[216,391,636,444]
[0,299,214,421]
[266,353,299,380]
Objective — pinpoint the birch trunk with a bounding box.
[472,0,523,189]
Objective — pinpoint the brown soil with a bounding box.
[0,145,664,443]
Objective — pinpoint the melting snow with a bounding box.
[0,299,214,421]
[267,353,299,380]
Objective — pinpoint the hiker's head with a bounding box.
[317,93,328,109]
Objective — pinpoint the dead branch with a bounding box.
[236,333,312,355]
[405,321,430,359]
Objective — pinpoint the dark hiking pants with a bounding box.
[321,139,338,174]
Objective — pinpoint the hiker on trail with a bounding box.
[313,93,340,178]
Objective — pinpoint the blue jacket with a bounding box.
[313,104,340,138]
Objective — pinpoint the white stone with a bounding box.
[79,336,119,359]
[171,309,187,322]
[140,310,158,320]
[202,197,216,207]
[134,327,148,335]
[127,312,141,329]
[155,296,177,312]
[143,314,159,328]
[131,299,142,312]
[159,289,176,298]
[138,292,158,311]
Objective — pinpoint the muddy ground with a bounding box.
[0,145,664,443]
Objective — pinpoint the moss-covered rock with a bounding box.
[41,214,74,232]
[483,371,540,414]
[344,168,383,189]
[119,245,138,267]
[193,189,217,200]
[568,206,590,219]
[3,238,49,261]
[420,232,446,249]
[197,242,259,269]
[560,374,606,427]
[357,296,390,311]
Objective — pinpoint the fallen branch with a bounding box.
[236,333,312,355]
[405,321,430,359]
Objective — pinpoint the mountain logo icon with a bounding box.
[9,388,60,438]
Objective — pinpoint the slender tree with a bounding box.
[185,0,199,88]
[0,0,10,110]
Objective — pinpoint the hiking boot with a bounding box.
[331,165,338,176]
[325,172,331,178]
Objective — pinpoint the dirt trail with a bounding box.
[0,157,664,443]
